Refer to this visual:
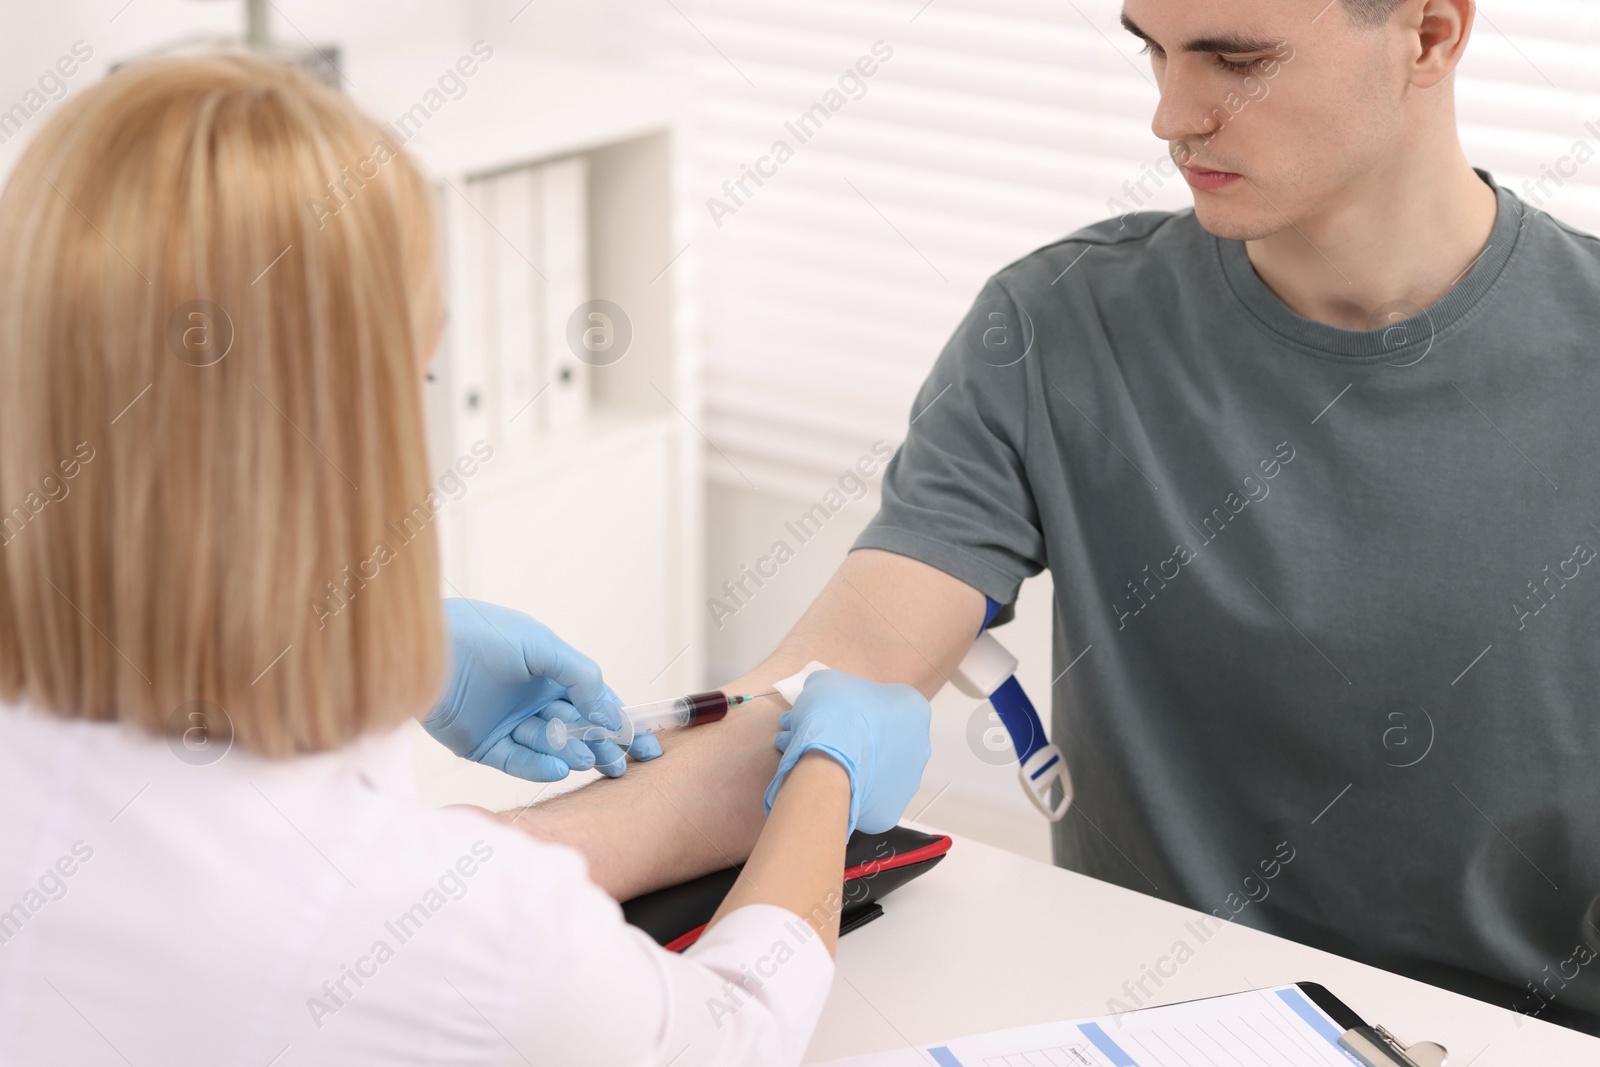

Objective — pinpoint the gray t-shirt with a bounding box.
[856,173,1600,1032]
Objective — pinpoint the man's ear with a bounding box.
[1408,0,1474,89]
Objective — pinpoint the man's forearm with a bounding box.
[504,684,788,900]
[503,550,985,899]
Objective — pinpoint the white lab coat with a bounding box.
[0,703,833,1066]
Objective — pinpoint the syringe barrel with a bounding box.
[626,698,695,734]
[621,691,733,734]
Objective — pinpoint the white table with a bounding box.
[806,830,1600,1064]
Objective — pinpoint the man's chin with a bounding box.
[1189,198,1287,243]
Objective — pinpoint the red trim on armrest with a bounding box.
[664,924,708,953]
[842,835,952,882]
[660,836,953,954]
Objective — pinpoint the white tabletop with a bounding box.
[805,829,1600,1064]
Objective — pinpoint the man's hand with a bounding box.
[421,599,663,782]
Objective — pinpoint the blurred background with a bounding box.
[4,0,1598,861]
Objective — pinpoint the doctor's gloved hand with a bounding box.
[421,599,662,782]
[763,670,931,836]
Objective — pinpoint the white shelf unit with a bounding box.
[347,52,702,809]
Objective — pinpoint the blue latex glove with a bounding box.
[422,599,662,781]
[763,670,932,835]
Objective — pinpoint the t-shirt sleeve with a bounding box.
[854,276,1047,604]
[501,840,834,1067]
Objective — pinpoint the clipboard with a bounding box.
[1299,982,1450,1067]
[817,980,1451,1067]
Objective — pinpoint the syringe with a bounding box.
[622,690,773,733]
[547,690,777,750]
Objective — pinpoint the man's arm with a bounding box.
[503,548,986,900]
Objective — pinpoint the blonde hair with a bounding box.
[0,54,445,756]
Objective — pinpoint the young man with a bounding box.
[515,0,1600,1033]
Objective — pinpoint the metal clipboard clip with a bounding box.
[1340,1024,1448,1067]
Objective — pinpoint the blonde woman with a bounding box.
[0,55,930,1065]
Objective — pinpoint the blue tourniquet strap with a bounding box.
[990,676,1048,767]
[981,597,1049,765]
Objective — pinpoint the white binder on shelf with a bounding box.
[538,156,590,433]
[456,156,591,454]
[485,165,541,449]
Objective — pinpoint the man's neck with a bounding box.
[1243,146,1499,332]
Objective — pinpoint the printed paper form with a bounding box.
[818,985,1369,1067]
